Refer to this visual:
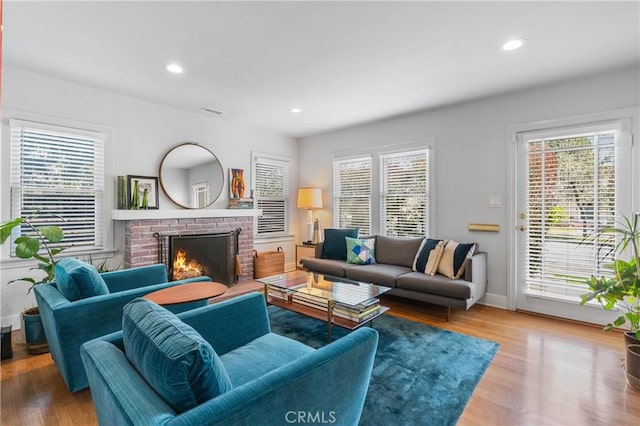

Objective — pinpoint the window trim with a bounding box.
[2,111,113,262]
[251,151,292,239]
[332,140,436,236]
[333,155,372,235]
[506,106,637,313]
[379,148,430,237]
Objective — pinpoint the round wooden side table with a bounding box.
[143,281,228,306]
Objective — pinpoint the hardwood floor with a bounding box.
[1,282,638,425]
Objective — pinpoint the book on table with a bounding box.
[334,298,380,313]
[291,292,381,323]
[332,304,380,322]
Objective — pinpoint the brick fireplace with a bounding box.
[113,210,260,282]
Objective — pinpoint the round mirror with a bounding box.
[159,143,224,209]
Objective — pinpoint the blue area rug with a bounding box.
[268,306,499,426]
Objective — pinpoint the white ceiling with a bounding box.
[3,1,639,138]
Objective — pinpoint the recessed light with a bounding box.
[502,38,526,51]
[290,108,302,114]
[164,62,184,74]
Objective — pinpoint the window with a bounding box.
[333,157,372,235]
[192,182,209,208]
[9,119,105,254]
[333,145,431,237]
[253,155,290,236]
[524,124,625,300]
[380,150,429,237]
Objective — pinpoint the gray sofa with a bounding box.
[300,235,487,320]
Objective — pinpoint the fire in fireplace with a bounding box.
[156,230,239,285]
[173,249,205,280]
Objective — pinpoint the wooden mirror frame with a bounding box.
[158,142,225,209]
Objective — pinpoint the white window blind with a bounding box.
[254,157,289,236]
[381,149,429,237]
[9,119,105,253]
[526,130,617,300]
[334,157,372,235]
[192,182,209,208]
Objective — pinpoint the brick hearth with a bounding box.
[122,216,255,281]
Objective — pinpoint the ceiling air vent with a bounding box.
[199,107,224,116]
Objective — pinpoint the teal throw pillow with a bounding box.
[321,228,359,260]
[122,298,233,413]
[346,237,376,265]
[55,258,109,301]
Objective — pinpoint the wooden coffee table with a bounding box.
[143,281,227,306]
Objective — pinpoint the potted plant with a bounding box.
[0,213,65,354]
[580,214,640,390]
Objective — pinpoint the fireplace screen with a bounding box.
[163,232,237,285]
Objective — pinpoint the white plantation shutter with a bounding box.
[254,157,289,236]
[525,128,618,300]
[381,149,429,237]
[334,157,371,235]
[9,119,105,253]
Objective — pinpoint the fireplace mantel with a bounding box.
[112,209,262,221]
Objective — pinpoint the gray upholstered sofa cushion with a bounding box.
[300,258,351,277]
[396,272,475,299]
[345,264,411,288]
[374,236,423,268]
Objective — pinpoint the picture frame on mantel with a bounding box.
[127,175,159,209]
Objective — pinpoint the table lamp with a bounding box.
[297,187,323,243]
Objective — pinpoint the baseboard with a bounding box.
[479,293,508,309]
[2,314,23,332]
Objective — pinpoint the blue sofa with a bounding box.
[34,263,210,392]
[81,292,379,426]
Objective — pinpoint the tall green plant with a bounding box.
[580,214,640,340]
[0,213,65,292]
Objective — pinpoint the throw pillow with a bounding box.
[346,237,376,265]
[412,238,446,275]
[54,258,110,301]
[321,228,359,260]
[437,241,477,279]
[122,298,233,413]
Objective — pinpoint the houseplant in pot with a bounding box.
[0,213,65,354]
[580,214,640,390]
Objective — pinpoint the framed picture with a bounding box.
[127,175,159,209]
[229,168,246,199]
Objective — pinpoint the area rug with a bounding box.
[268,306,499,426]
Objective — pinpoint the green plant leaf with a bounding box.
[0,217,23,244]
[14,237,40,259]
[613,316,627,327]
[8,277,36,285]
[38,226,64,243]
[50,248,65,256]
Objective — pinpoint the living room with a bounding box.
[1,1,639,425]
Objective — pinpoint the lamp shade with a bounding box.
[297,188,323,209]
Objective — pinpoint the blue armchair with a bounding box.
[81,292,379,426]
[34,262,210,392]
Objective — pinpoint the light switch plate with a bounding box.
[489,196,502,208]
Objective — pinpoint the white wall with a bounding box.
[298,66,640,308]
[0,67,298,330]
